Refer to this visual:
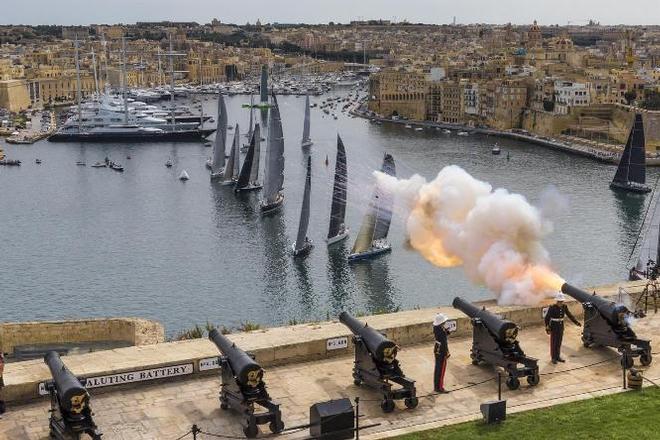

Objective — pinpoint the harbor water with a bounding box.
[0,91,655,335]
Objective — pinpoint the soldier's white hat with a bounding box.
[433,313,448,326]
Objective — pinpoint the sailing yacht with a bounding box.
[244,95,255,148]
[348,153,396,262]
[260,95,285,213]
[235,124,263,192]
[222,124,241,185]
[208,93,228,179]
[301,95,313,148]
[610,114,651,193]
[292,156,313,257]
[326,134,349,245]
[257,65,271,109]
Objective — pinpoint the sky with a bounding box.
[2,0,660,26]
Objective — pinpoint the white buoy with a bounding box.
[179,170,190,181]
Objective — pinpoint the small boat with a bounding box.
[442,129,451,134]
[457,131,469,136]
[0,159,21,166]
[76,161,86,166]
[300,95,313,148]
[126,155,131,160]
[35,159,42,164]
[292,156,313,258]
[165,159,173,168]
[610,114,651,194]
[204,141,212,147]
[109,162,124,171]
[327,135,350,245]
[179,170,190,181]
[414,127,424,132]
[492,144,501,155]
[91,161,107,168]
[405,124,412,129]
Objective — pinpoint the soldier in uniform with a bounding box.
[433,313,450,393]
[545,293,581,364]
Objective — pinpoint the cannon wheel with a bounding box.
[404,397,419,409]
[269,420,285,434]
[243,423,259,439]
[621,355,634,369]
[640,352,653,366]
[527,373,540,386]
[506,375,520,390]
[380,399,395,413]
[220,399,229,410]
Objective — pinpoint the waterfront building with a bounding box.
[554,80,592,115]
[0,79,30,112]
[368,69,427,120]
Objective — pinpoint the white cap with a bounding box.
[555,293,566,302]
[433,313,448,326]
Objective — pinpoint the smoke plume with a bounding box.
[378,165,564,305]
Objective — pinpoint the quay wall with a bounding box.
[1,280,646,404]
[0,318,165,355]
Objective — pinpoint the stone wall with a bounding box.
[0,318,164,355]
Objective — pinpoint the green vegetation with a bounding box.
[396,387,660,440]
[238,321,262,332]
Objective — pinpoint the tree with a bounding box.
[642,91,660,110]
[624,90,637,105]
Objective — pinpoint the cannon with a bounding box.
[43,351,102,439]
[452,297,539,390]
[338,311,418,412]
[208,328,284,438]
[561,283,652,368]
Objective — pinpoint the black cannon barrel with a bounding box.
[452,297,519,343]
[561,283,627,325]
[44,351,89,413]
[339,311,398,363]
[208,328,263,387]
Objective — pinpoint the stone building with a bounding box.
[368,69,427,120]
[0,80,31,112]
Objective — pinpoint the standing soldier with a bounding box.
[545,293,581,364]
[433,313,450,393]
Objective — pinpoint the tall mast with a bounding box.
[157,47,162,86]
[74,36,83,132]
[199,55,204,127]
[121,37,129,125]
[90,48,99,98]
[169,34,175,131]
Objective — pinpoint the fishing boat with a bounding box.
[91,161,106,168]
[300,95,313,148]
[292,156,313,257]
[326,134,349,245]
[348,153,396,262]
[235,124,263,192]
[209,93,228,179]
[179,170,190,181]
[221,124,241,185]
[610,114,651,194]
[492,144,501,155]
[260,95,285,214]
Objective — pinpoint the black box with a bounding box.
[480,400,506,424]
[310,398,355,440]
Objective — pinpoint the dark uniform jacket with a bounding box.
[433,325,449,356]
[545,304,580,328]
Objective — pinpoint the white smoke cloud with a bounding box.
[377,165,564,305]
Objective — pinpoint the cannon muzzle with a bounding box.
[44,351,89,414]
[208,328,263,388]
[561,283,629,327]
[452,297,519,343]
[339,311,398,364]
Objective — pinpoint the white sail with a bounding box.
[262,95,285,205]
[211,93,227,174]
[223,124,240,183]
[294,156,312,253]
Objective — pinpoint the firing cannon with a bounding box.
[561,283,652,368]
[453,297,539,390]
[43,351,102,439]
[338,311,418,412]
[208,328,284,438]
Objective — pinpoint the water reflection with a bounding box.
[613,189,647,250]
[351,257,399,314]
[293,257,317,318]
[260,213,290,312]
[326,244,354,314]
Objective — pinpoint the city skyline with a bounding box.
[3,0,660,26]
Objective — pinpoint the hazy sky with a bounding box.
[3,0,660,26]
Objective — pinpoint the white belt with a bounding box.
[550,318,564,322]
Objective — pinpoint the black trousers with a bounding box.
[550,322,564,361]
[434,353,448,391]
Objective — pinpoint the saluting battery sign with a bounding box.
[38,363,194,396]
[326,336,348,351]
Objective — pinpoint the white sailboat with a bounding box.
[326,134,349,245]
[222,124,241,185]
[292,156,313,257]
[208,93,227,179]
[179,169,190,181]
[300,95,313,148]
[260,95,285,213]
[348,153,396,262]
[235,123,263,192]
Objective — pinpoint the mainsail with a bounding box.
[260,65,268,104]
[262,95,285,205]
[249,123,261,184]
[301,95,312,146]
[223,124,240,183]
[351,211,377,254]
[628,114,647,185]
[328,135,348,240]
[372,154,396,240]
[211,93,227,173]
[247,94,255,140]
[294,156,312,253]
[236,124,261,190]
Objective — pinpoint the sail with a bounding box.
[302,95,311,144]
[249,124,261,183]
[260,65,268,103]
[232,124,240,177]
[236,128,255,190]
[295,156,312,251]
[328,135,348,239]
[224,124,240,182]
[211,93,227,172]
[263,95,285,204]
[351,210,377,254]
[247,95,254,139]
[372,154,396,241]
[628,114,647,185]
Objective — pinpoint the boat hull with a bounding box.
[292,241,313,257]
[348,244,392,262]
[48,128,216,143]
[326,230,350,246]
[235,183,263,192]
[260,195,284,214]
[301,140,313,148]
[609,181,651,194]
